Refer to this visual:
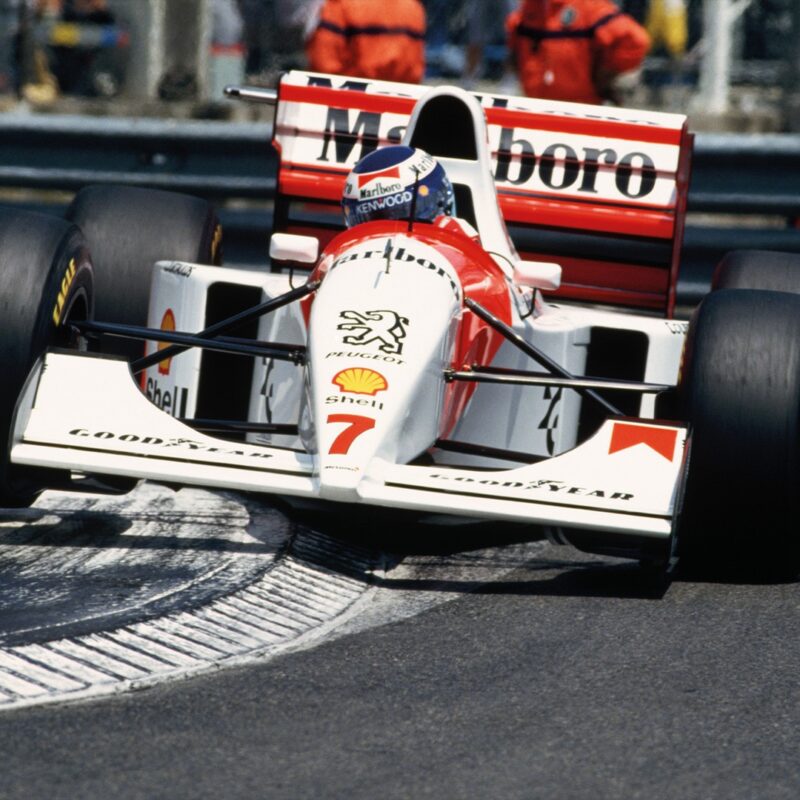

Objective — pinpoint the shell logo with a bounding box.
[157,309,176,375]
[332,367,388,396]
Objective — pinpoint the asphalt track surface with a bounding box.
[0,487,799,799]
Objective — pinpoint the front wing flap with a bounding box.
[13,352,316,496]
[12,352,687,538]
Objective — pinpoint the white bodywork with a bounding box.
[11,245,688,544]
[9,80,692,560]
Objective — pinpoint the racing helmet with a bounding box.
[342,145,455,228]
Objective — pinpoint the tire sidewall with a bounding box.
[0,218,94,506]
[678,288,800,577]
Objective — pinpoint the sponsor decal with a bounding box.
[326,350,405,365]
[358,166,400,188]
[358,181,404,200]
[302,73,664,126]
[306,91,660,200]
[306,77,504,162]
[146,376,189,418]
[326,394,384,411]
[608,422,678,461]
[337,309,408,355]
[353,189,414,214]
[537,386,562,456]
[326,413,375,455]
[261,357,275,423]
[428,473,633,500]
[156,309,177,375]
[306,76,372,92]
[494,128,657,199]
[332,367,388,396]
[51,258,77,325]
[163,262,193,278]
[318,107,398,164]
[329,245,461,301]
[666,320,688,335]
[68,428,274,459]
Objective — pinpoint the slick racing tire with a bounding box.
[0,210,94,508]
[65,185,222,359]
[712,249,800,293]
[678,288,800,580]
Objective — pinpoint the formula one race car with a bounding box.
[1,71,799,578]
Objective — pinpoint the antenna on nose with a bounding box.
[407,167,421,233]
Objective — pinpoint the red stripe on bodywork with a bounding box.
[553,284,667,311]
[280,168,676,240]
[281,169,348,202]
[531,255,670,311]
[278,84,684,145]
[525,255,670,293]
[499,193,675,239]
[280,84,417,115]
[484,107,682,146]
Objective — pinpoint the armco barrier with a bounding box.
[1,114,799,311]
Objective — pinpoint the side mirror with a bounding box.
[512,260,562,291]
[269,233,319,265]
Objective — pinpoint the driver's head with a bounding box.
[342,145,455,228]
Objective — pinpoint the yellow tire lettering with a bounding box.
[211,224,223,264]
[51,259,77,326]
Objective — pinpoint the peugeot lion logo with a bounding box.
[337,310,409,355]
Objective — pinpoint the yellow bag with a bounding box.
[646,0,688,57]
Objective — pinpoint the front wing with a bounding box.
[12,352,688,539]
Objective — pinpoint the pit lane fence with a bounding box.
[1,113,799,311]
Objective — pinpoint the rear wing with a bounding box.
[271,70,692,316]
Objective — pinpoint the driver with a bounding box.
[342,145,456,228]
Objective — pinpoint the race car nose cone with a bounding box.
[308,234,462,500]
[318,463,363,502]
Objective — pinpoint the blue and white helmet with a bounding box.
[342,145,456,228]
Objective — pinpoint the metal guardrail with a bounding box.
[0,114,275,198]
[1,114,799,308]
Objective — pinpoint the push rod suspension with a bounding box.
[75,320,306,363]
[182,419,299,436]
[464,298,623,416]
[447,365,671,394]
[127,279,319,374]
[434,438,545,464]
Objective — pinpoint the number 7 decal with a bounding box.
[327,414,376,455]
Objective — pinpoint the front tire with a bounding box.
[679,289,800,578]
[65,185,222,359]
[0,209,94,507]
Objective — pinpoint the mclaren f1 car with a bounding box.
[1,71,799,578]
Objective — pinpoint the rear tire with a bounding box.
[712,249,800,293]
[65,185,222,359]
[0,209,94,507]
[679,289,800,579]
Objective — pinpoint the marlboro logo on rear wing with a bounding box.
[270,71,692,316]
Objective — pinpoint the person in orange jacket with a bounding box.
[306,0,426,84]
[506,0,651,104]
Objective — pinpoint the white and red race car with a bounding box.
[2,71,799,577]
